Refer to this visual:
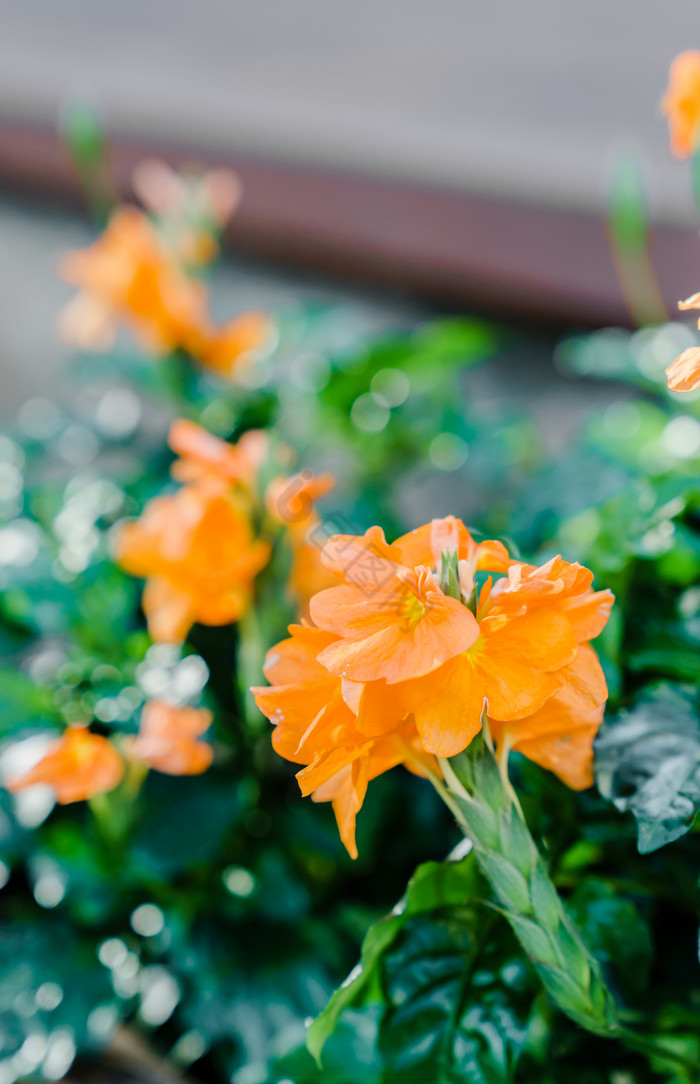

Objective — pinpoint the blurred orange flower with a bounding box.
[128,700,214,775]
[192,311,274,379]
[116,486,270,643]
[252,517,613,855]
[59,202,273,379]
[662,51,700,158]
[59,207,209,354]
[169,419,269,491]
[666,344,700,392]
[6,725,123,804]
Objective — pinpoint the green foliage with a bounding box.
[596,685,700,852]
[310,851,538,1084]
[1,239,700,1084]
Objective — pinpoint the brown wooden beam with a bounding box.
[0,115,695,326]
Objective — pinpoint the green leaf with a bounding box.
[566,880,652,1000]
[379,910,535,1083]
[595,685,700,852]
[309,852,537,1083]
[307,854,482,1062]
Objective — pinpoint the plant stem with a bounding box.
[434,733,696,1071]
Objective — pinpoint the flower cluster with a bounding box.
[59,164,272,379]
[6,423,338,807]
[253,517,613,857]
[116,421,335,643]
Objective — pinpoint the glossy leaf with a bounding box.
[379,910,534,1084]
[595,686,700,852]
[310,851,537,1084]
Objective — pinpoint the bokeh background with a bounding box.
[1,0,699,414]
[1,7,700,1084]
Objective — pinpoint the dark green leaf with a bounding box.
[379,910,534,1084]
[566,880,652,998]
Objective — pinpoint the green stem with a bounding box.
[237,605,268,732]
[435,733,695,1071]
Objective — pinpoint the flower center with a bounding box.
[401,592,427,630]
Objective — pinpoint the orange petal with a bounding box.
[129,735,213,775]
[513,720,601,790]
[142,578,195,643]
[666,347,700,393]
[477,653,560,722]
[7,726,124,804]
[297,745,362,797]
[678,292,700,311]
[484,607,578,672]
[354,679,411,737]
[311,760,369,860]
[261,625,338,685]
[400,655,485,757]
[555,644,607,711]
[393,516,471,568]
[560,589,614,642]
[315,590,479,684]
[319,526,398,579]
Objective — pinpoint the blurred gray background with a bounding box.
[0,0,695,219]
[0,1,697,417]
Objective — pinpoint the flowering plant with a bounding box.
[0,70,698,1084]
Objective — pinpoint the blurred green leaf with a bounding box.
[566,880,652,999]
[0,669,58,737]
[595,686,700,852]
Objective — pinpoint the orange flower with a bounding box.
[192,311,274,379]
[310,565,479,686]
[252,517,614,855]
[662,51,700,159]
[307,522,490,684]
[59,207,209,354]
[169,420,269,491]
[666,344,700,393]
[127,700,213,775]
[116,485,270,642]
[6,725,123,804]
[59,205,273,380]
[390,557,612,759]
[252,624,436,857]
